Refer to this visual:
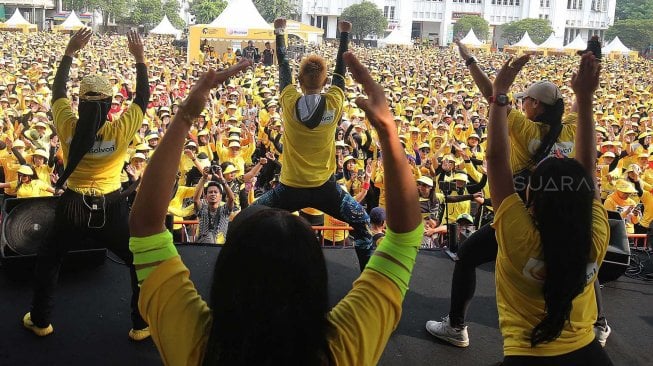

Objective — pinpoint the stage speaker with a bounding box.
[598,219,631,283]
[1,197,107,278]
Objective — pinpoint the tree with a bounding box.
[615,0,653,21]
[452,15,489,41]
[64,0,130,31]
[162,0,185,29]
[340,1,387,44]
[130,0,165,29]
[253,0,298,23]
[501,18,553,44]
[606,19,653,51]
[189,0,228,24]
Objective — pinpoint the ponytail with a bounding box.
[531,98,565,164]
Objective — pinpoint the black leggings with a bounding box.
[502,338,613,365]
[448,224,606,328]
[254,176,372,271]
[30,189,146,330]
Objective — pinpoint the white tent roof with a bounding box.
[59,10,84,29]
[378,28,413,47]
[564,34,587,50]
[150,15,181,37]
[511,32,538,49]
[460,29,483,46]
[5,9,32,26]
[538,33,563,50]
[209,0,272,30]
[603,36,631,54]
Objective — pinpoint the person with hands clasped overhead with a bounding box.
[487,53,612,364]
[427,43,611,349]
[22,29,153,341]
[254,19,375,271]
[127,50,422,365]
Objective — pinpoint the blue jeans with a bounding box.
[254,176,373,270]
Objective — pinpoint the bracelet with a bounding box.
[274,28,285,35]
[332,72,345,80]
[465,57,477,67]
[362,182,370,190]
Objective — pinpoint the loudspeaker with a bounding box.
[598,219,631,283]
[1,197,107,278]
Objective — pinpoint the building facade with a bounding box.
[296,0,616,46]
[0,0,56,29]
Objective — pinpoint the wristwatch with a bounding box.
[488,94,510,107]
[465,56,477,67]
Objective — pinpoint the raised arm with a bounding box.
[332,21,351,91]
[345,51,422,298]
[127,30,150,113]
[129,59,251,238]
[486,55,530,209]
[53,28,92,102]
[571,53,601,200]
[274,18,292,91]
[455,39,492,100]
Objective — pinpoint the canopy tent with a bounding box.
[503,31,543,55]
[282,20,324,45]
[0,9,37,33]
[188,0,274,63]
[457,28,490,52]
[563,34,587,51]
[378,28,413,48]
[537,33,568,56]
[149,15,182,38]
[602,36,638,58]
[53,10,85,32]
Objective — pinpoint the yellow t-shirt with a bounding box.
[493,193,609,357]
[53,98,144,194]
[639,190,653,228]
[10,179,52,198]
[508,109,577,173]
[279,85,343,188]
[136,228,422,366]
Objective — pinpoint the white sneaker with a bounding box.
[425,315,469,347]
[594,324,611,347]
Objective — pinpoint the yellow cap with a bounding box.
[79,75,113,101]
[17,165,34,176]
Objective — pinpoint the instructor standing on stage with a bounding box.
[23,28,152,341]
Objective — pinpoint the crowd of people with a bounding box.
[1,22,647,364]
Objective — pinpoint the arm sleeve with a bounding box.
[132,63,150,113]
[11,147,26,165]
[129,230,179,284]
[332,32,349,91]
[365,224,424,298]
[52,56,72,102]
[276,34,291,91]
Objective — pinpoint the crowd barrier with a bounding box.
[174,220,353,247]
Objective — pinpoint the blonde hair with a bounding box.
[298,55,327,90]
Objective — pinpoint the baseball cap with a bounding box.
[79,75,113,101]
[514,81,562,106]
[369,207,386,225]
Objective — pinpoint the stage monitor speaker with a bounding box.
[1,197,107,278]
[598,219,631,283]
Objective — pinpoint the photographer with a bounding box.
[193,165,235,244]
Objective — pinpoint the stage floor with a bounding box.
[1,247,651,366]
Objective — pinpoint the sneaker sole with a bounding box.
[425,324,469,348]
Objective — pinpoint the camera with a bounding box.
[211,165,221,174]
[439,181,457,193]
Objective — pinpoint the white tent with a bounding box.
[564,34,587,50]
[150,15,181,38]
[209,0,272,31]
[460,28,484,46]
[511,32,538,49]
[603,36,631,54]
[378,28,413,48]
[4,9,31,26]
[59,10,85,30]
[538,33,564,50]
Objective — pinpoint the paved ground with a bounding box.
[1,246,651,366]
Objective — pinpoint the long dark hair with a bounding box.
[202,208,331,366]
[527,158,595,346]
[530,98,565,164]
